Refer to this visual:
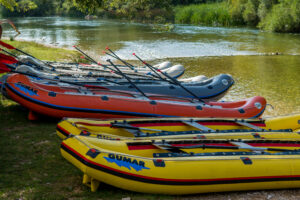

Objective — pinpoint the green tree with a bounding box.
[100,0,172,20]
[228,0,247,24]
[289,0,300,24]
[257,0,277,20]
[259,0,300,32]
[1,0,84,17]
[242,0,258,25]
[69,0,172,19]
[70,0,102,13]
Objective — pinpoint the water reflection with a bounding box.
[172,55,300,117]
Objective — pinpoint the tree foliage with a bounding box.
[0,0,37,11]
[242,0,258,25]
[1,0,84,16]
[71,0,102,13]
[1,0,300,32]
[228,0,300,32]
[0,0,16,11]
[101,0,172,20]
[258,0,300,32]
[1,0,172,19]
[172,0,215,5]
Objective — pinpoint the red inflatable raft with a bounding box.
[4,74,266,120]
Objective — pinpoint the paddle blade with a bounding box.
[0,53,18,64]
[0,63,12,73]
[0,40,16,50]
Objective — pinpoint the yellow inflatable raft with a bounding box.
[57,114,300,140]
[61,135,300,194]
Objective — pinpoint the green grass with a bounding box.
[1,40,80,61]
[0,102,171,199]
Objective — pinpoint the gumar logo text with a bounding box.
[104,153,150,171]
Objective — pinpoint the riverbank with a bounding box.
[2,0,300,33]
[0,39,80,61]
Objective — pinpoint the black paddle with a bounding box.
[104,50,169,83]
[110,122,162,132]
[132,53,205,103]
[106,59,149,98]
[0,63,116,90]
[0,47,18,58]
[105,47,136,70]
[73,45,119,72]
[104,47,205,103]
[74,45,158,80]
[154,140,296,152]
[0,41,125,80]
[0,40,56,69]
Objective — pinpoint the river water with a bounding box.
[2,17,300,117]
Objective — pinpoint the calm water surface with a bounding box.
[2,17,300,117]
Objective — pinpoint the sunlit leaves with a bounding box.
[70,0,102,13]
[0,0,17,11]
[101,0,172,20]
[16,0,37,12]
[242,0,258,25]
[0,0,37,11]
[257,0,300,32]
[69,0,171,18]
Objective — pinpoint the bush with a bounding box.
[257,0,275,20]
[101,0,173,21]
[174,6,194,23]
[259,0,300,32]
[228,0,247,25]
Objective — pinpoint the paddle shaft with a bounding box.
[74,46,156,80]
[2,63,110,90]
[74,46,99,65]
[104,51,162,81]
[74,46,116,71]
[0,48,18,58]
[0,40,59,69]
[133,53,205,103]
[157,143,294,152]
[106,48,135,70]
[111,123,162,132]
[107,59,148,98]
[106,49,172,84]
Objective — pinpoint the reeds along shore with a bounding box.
[174,1,300,33]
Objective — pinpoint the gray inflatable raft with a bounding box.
[29,73,234,101]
